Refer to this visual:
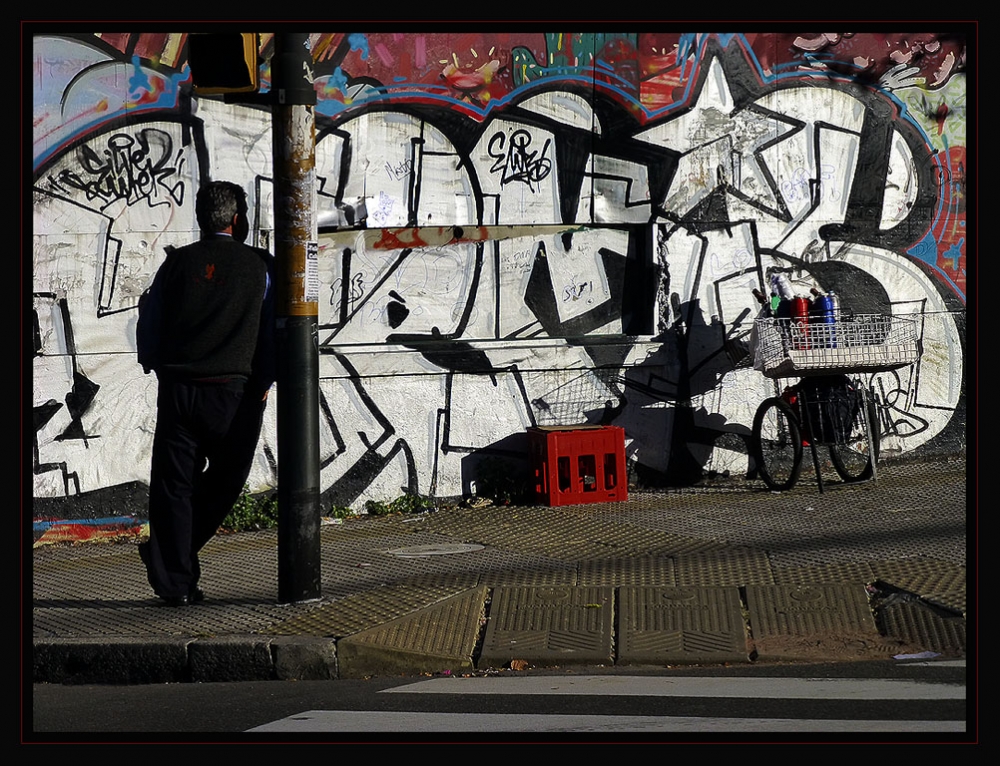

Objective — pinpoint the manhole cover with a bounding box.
[386,543,485,558]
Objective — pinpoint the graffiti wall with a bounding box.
[31,30,968,522]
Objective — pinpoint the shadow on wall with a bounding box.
[461,433,532,505]
[615,297,751,488]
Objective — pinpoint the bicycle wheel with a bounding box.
[751,397,803,491]
[829,395,880,483]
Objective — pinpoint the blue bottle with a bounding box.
[810,289,836,348]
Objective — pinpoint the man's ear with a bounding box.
[232,212,249,244]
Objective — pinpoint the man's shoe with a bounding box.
[159,587,204,607]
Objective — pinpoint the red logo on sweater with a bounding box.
[205,264,215,280]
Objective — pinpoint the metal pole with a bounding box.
[271,32,321,604]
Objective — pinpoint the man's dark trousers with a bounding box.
[145,378,266,598]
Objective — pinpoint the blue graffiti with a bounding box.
[348,32,369,60]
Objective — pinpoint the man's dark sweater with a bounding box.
[148,235,270,384]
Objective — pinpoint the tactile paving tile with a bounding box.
[921,591,966,617]
[767,547,875,570]
[30,455,968,680]
[745,583,879,661]
[620,511,744,542]
[504,529,627,560]
[577,557,676,587]
[318,537,576,596]
[393,544,579,589]
[617,586,749,665]
[33,599,326,638]
[422,506,725,559]
[479,586,614,669]
[870,558,968,599]
[417,504,550,537]
[672,547,774,586]
[480,563,578,587]
[32,540,327,638]
[320,517,438,541]
[624,531,729,557]
[56,528,460,641]
[267,581,475,637]
[336,586,488,678]
[834,520,968,569]
[328,540,563,600]
[576,525,726,559]
[688,507,875,563]
[34,548,151,601]
[771,561,876,585]
[879,601,966,656]
[203,529,279,553]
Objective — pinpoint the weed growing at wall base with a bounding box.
[218,488,436,530]
[220,486,279,532]
[364,493,435,516]
[328,504,356,519]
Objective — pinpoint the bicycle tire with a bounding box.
[830,395,880,483]
[751,397,803,491]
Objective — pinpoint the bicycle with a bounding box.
[748,309,921,492]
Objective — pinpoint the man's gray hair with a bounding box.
[195,181,248,233]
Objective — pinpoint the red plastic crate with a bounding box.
[528,425,627,506]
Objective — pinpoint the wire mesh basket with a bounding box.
[753,313,921,378]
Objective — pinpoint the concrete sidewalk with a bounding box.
[32,457,969,684]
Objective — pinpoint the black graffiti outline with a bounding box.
[487,129,552,192]
[49,128,186,211]
[331,271,365,310]
[31,35,966,513]
[315,351,420,508]
[867,370,931,441]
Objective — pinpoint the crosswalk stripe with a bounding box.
[247,672,966,733]
[247,711,965,734]
[383,674,965,700]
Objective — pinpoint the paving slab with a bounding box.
[879,600,968,656]
[577,556,676,587]
[870,558,967,599]
[267,582,474,638]
[673,547,774,586]
[617,586,749,665]
[479,586,614,669]
[336,587,487,679]
[771,561,876,585]
[30,458,968,682]
[745,582,880,661]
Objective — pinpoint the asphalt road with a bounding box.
[29,659,970,741]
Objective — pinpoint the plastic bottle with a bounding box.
[827,290,841,320]
[769,290,781,313]
[775,295,791,319]
[790,295,811,349]
[772,273,795,301]
[809,289,836,348]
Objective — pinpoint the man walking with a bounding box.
[138,180,275,606]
